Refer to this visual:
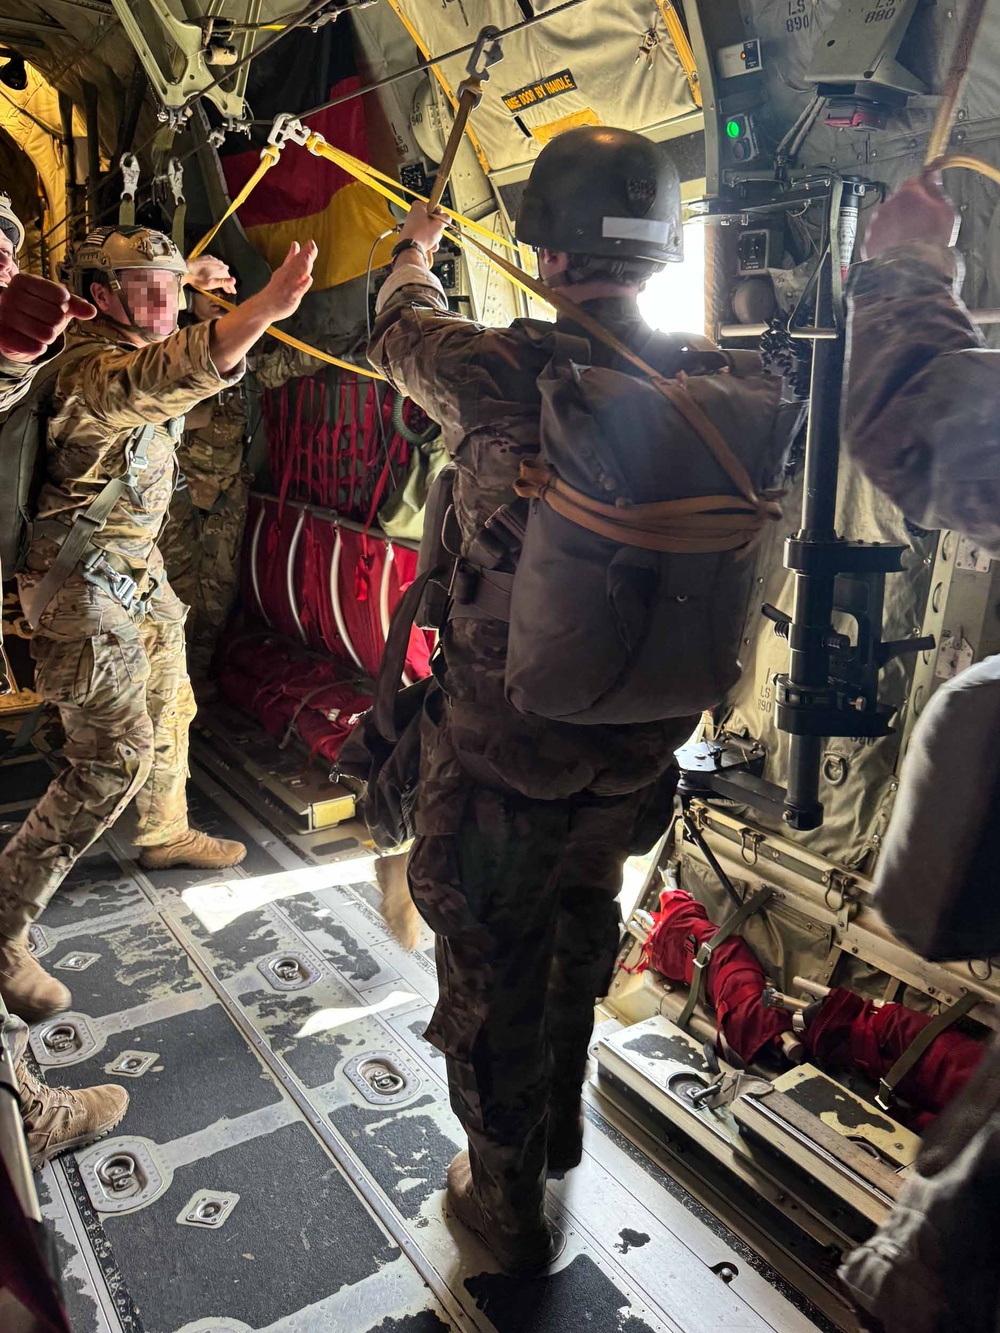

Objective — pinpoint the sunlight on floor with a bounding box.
[182,857,376,932]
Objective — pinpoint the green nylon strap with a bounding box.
[876,989,980,1111]
[676,885,773,1032]
[24,422,155,628]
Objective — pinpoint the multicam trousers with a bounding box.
[0,619,196,941]
[158,477,249,683]
[407,783,646,1234]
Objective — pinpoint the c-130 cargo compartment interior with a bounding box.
[2,0,1000,1330]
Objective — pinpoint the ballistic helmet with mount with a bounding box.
[0,193,24,253]
[64,225,188,341]
[516,126,682,265]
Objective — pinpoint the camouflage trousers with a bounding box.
[2,1008,27,1065]
[159,478,249,683]
[0,619,196,941]
[408,783,645,1233]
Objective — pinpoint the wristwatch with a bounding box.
[390,238,428,264]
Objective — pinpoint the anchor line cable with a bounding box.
[248,0,596,123]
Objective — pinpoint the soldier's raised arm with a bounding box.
[68,237,316,431]
[368,202,506,438]
[844,173,1000,553]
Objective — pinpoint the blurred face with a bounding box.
[91,267,181,342]
[192,288,229,321]
[0,233,18,288]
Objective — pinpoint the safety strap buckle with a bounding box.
[874,989,979,1112]
[80,553,144,614]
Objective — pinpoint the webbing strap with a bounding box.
[24,424,155,629]
[189,284,387,381]
[372,565,440,740]
[516,460,777,555]
[448,567,514,622]
[676,886,773,1032]
[875,989,980,1112]
[189,145,281,261]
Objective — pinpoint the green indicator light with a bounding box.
[725,119,742,139]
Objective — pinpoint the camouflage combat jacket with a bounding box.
[844,241,1000,554]
[177,385,248,511]
[0,340,64,413]
[369,263,698,825]
[19,318,244,638]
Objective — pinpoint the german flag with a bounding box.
[216,24,395,290]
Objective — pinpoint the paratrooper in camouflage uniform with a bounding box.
[0,198,130,1170]
[369,129,710,1275]
[0,225,317,1036]
[839,176,1000,1333]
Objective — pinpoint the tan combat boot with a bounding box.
[0,932,71,1024]
[138,828,246,871]
[446,1150,560,1276]
[17,1058,129,1170]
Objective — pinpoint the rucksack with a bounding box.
[0,344,156,629]
[0,345,92,576]
[446,328,797,725]
[505,333,795,723]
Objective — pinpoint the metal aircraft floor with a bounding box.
[1,739,850,1333]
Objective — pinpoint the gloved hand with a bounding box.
[862,172,960,260]
[0,273,96,362]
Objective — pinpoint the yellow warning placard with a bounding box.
[502,69,578,114]
[530,108,602,143]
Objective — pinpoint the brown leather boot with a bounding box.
[139,829,246,871]
[446,1151,559,1276]
[17,1057,129,1170]
[0,933,71,1024]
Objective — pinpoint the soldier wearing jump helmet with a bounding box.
[0,224,317,1043]
[369,126,729,1274]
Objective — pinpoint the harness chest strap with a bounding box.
[23,422,156,629]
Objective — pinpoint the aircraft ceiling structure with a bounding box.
[364,0,701,178]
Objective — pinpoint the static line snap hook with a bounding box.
[166,157,185,205]
[466,25,504,83]
[266,112,309,153]
[120,154,140,201]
